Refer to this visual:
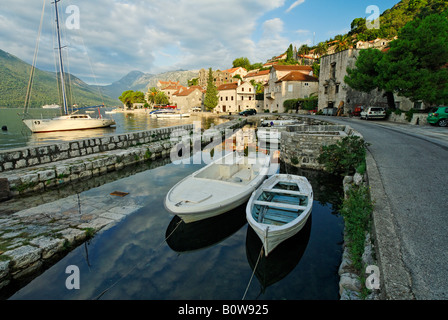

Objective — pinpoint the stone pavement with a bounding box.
[0,190,143,293]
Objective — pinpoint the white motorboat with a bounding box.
[21,0,115,133]
[246,174,313,256]
[42,104,61,109]
[260,119,300,127]
[165,152,271,223]
[156,112,190,118]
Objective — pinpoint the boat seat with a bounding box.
[253,200,307,211]
[232,168,252,181]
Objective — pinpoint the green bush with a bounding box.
[317,136,370,176]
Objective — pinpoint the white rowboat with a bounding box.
[246,174,313,256]
[165,152,271,223]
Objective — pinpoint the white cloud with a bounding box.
[0,0,290,84]
[285,0,305,13]
[253,18,289,62]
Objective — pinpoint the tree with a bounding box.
[119,90,145,108]
[232,57,251,70]
[204,68,219,111]
[314,42,328,56]
[286,44,294,61]
[334,34,353,53]
[155,91,169,105]
[188,78,199,86]
[344,48,396,109]
[298,44,310,64]
[146,87,158,105]
[118,90,134,108]
[346,11,448,108]
[378,12,448,105]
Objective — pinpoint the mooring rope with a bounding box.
[92,219,183,300]
[242,244,264,300]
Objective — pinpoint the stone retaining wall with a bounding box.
[280,124,361,170]
[0,125,195,173]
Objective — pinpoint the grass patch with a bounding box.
[340,184,373,271]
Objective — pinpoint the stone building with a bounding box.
[243,69,270,85]
[216,81,256,114]
[264,65,316,113]
[198,68,238,88]
[171,86,204,113]
[161,84,186,104]
[318,48,418,113]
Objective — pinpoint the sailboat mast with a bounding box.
[54,0,68,115]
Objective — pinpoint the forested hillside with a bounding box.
[0,49,119,108]
[349,0,448,40]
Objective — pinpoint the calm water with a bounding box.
[7,155,344,300]
[0,108,226,150]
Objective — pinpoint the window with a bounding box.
[226,97,228,101]
[231,96,234,101]
[242,88,244,92]
[335,85,339,94]
[288,84,293,92]
[324,86,328,94]
[330,62,336,79]
[304,83,309,86]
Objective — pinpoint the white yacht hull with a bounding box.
[23,116,115,133]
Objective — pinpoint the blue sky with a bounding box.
[0,0,401,85]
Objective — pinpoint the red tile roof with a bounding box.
[272,65,313,72]
[217,83,239,91]
[244,69,270,78]
[275,71,318,83]
[173,86,203,96]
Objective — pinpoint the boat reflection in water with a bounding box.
[245,215,311,295]
[165,204,247,253]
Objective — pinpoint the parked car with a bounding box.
[239,109,257,116]
[360,107,386,120]
[427,106,448,127]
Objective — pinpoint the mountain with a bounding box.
[98,69,200,99]
[0,49,119,108]
[96,70,147,100]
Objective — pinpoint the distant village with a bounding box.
[131,37,420,115]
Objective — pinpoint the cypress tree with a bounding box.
[204,68,219,111]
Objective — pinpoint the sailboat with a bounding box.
[22,0,115,133]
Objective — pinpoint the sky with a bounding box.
[0,0,401,85]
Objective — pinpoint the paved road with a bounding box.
[312,116,448,299]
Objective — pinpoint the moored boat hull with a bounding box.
[22,117,115,133]
[165,152,271,223]
[246,174,313,256]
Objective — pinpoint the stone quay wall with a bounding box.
[0,119,247,201]
[280,124,361,170]
[0,125,195,173]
